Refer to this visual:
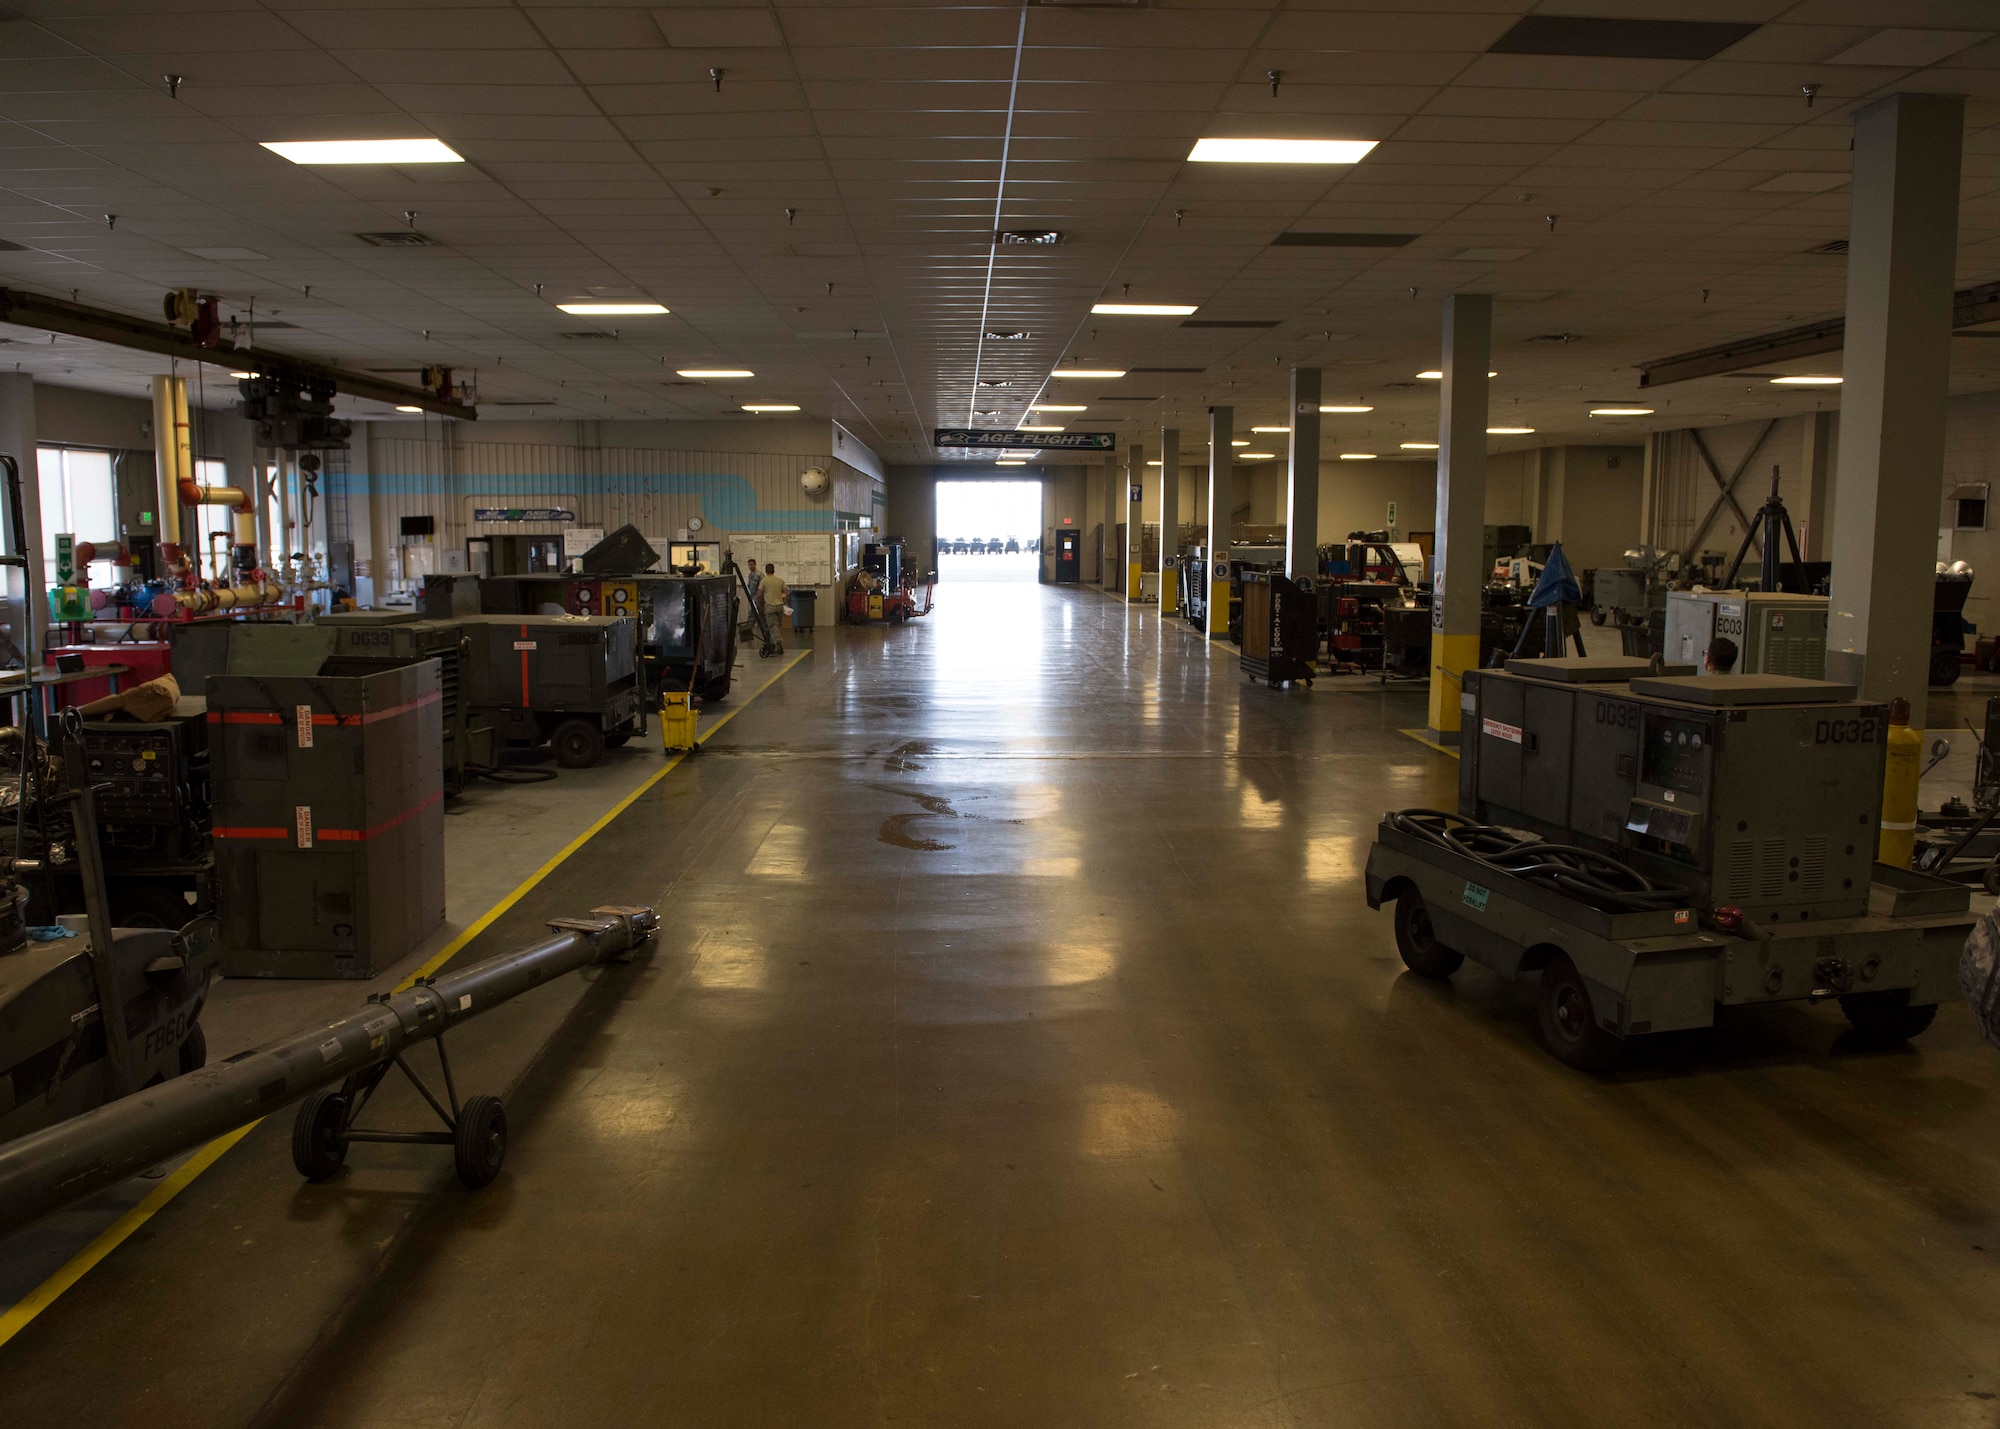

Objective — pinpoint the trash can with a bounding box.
[791,588,817,631]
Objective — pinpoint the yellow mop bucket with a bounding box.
[660,689,698,753]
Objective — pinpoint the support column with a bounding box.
[1101,450,1118,587]
[1205,405,1234,640]
[0,373,45,653]
[1826,92,1963,730]
[1427,293,1492,742]
[1800,410,1834,560]
[1157,427,1179,612]
[1125,442,1144,601]
[1287,367,1320,579]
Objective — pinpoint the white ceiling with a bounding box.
[0,2,1996,462]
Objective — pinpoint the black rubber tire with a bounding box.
[291,1090,349,1181]
[1839,989,1940,1043]
[1931,648,1962,687]
[603,732,631,749]
[177,1021,207,1076]
[454,1094,508,1188]
[1983,861,2000,898]
[551,719,605,769]
[1393,890,1464,979]
[113,882,193,930]
[1537,953,1625,1071]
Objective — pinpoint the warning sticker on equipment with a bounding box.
[295,806,313,847]
[319,1037,342,1064]
[1481,717,1523,745]
[513,640,537,651]
[295,705,314,748]
[1463,883,1490,912]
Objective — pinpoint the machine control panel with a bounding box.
[82,721,204,826]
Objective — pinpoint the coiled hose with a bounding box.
[1386,808,1686,915]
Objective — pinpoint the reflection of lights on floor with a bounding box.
[1240,786,1282,829]
[747,821,809,879]
[582,1074,682,1139]
[1023,856,1081,878]
[690,938,769,990]
[1081,1084,1180,1158]
[1306,834,1362,885]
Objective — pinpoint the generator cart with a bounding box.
[1365,657,1976,1070]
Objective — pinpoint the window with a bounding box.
[1953,483,1990,531]
[36,447,116,588]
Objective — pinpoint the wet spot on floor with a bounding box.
[883,740,933,772]
[879,812,954,851]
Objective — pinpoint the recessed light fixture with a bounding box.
[1417,370,1496,379]
[559,302,668,315]
[1487,426,1535,435]
[996,230,1063,245]
[1771,375,1842,385]
[1091,303,1199,316]
[1189,137,1378,165]
[1146,460,1162,466]
[1238,451,1277,460]
[743,403,800,412]
[1340,452,1378,460]
[261,138,464,165]
[1401,442,1440,450]
[1320,404,1373,414]
[395,404,423,412]
[999,450,1036,459]
[1251,425,1291,434]
[1018,425,1065,432]
[1056,369,1126,379]
[1032,403,1086,412]
[228,370,258,379]
[997,459,1029,466]
[986,330,1031,340]
[678,368,752,378]
[1590,406,1655,416]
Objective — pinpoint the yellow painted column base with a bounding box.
[1127,562,1143,601]
[1209,579,1231,640]
[1159,567,1178,613]
[1427,632,1482,738]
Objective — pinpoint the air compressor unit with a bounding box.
[455,613,644,768]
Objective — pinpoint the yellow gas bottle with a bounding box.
[660,689,697,753]
[1879,695,1921,868]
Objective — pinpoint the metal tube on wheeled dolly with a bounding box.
[0,905,657,1237]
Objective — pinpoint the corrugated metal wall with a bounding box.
[350,434,882,590]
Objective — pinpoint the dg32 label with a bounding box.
[1812,716,1880,745]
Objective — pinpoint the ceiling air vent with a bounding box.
[1524,332,1581,343]
[1488,15,1758,60]
[355,231,441,247]
[984,330,1032,339]
[996,230,1063,245]
[1808,239,1849,256]
[1272,232,1414,248]
[561,331,617,341]
[1181,319,1278,329]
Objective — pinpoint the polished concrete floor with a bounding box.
[6,578,2000,1427]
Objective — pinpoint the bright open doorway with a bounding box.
[936,479,1044,583]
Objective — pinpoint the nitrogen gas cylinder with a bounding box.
[1880,695,1921,868]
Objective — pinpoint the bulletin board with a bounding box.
[731,533,836,587]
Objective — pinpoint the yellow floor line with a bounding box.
[0,645,814,1349]
[1397,727,1461,759]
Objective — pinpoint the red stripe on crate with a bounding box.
[213,789,441,844]
[207,691,442,726]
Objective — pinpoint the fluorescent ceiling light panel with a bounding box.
[1145,460,1162,466]
[1018,425,1065,432]
[997,460,1028,466]
[262,138,463,165]
[395,405,423,412]
[1591,407,1655,416]
[1771,375,1842,385]
[1417,370,1496,379]
[1827,29,1990,68]
[1189,137,1378,164]
[1401,442,1440,450]
[228,371,257,379]
[1231,439,1249,446]
[1032,404,1086,412]
[1056,369,1126,378]
[678,368,752,378]
[1339,453,1378,460]
[1320,404,1373,413]
[1752,172,1850,193]
[743,403,800,412]
[1487,426,1535,435]
[1238,452,1277,460]
[559,302,667,315]
[1092,303,1200,316]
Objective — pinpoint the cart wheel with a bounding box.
[454,1094,508,1188]
[1393,890,1463,979]
[1838,989,1939,1043]
[551,719,606,769]
[1984,861,2000,898]
[1537,953,1624,1071]
[603,732,631,749]
[113,882,194,930]
[292,1090,349,1182]
[177,1021,207,1075]
[1931,648,1962,687]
